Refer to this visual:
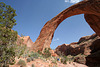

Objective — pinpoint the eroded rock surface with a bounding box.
[86,36,100,67]
[16,35,34,49]
[55,34,99,56]
[55,34,100,66]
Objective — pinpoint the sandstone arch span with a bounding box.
[32,0,100,51]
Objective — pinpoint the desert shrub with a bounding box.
[52,60,57,64]
[74,54,86,64]
[30,52,40,59]
[22,54,29,58]
[67,55,75,62]
[32,64,35,67]
[21,34,25,37]
[38,50,42,54]
[30,57,34,61]
[43,48,51,58]
[17,59,26,67]
[61,58,66,64]
[53,65,57,67]
[61,56,68,64]
[15,45,27,58]
[27,58,31,62]
[27,57,34,62]
[39,56,46,62]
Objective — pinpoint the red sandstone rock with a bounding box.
[55,34,100,56]
[70,42,78,45]
[55,34,100,66]
[33,0,100,52]
[16,35,34,49]
[49,50,58,57]
[55,44,69,55]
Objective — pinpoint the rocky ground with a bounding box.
[9,58,88,67]
[11,33,100,67]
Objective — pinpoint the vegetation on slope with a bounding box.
[0,2,17,66]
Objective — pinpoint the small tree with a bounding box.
[43,48,51,58]
[0,2,17,66]
[17,59,26,67]
[21,34,24,37]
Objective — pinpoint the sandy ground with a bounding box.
[9,58,88,67]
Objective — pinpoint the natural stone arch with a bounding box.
[32,0,100,51]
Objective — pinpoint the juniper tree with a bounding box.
[0,2,17,66]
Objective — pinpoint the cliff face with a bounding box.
[16,35,34,49]
[55,34,100,66]
[55,34,99,56]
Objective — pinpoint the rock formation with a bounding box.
[86,35,100,67]
[33,0,100,51]
[55,34,100,66]
[55,34,99,56]
[16,35,34,49]
[55,44,70,56]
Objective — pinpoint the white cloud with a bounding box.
[65,0,69,2]
[53,38,59,42]
[65,0,81,3]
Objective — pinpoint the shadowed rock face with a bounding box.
[55,34,100,66]
[86,37,100,67]
[33,0,100,51]
[55,34,100,56]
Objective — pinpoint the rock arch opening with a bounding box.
[50,14,94,50]
[32,0,100,51]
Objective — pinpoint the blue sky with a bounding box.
[1,0,94,49]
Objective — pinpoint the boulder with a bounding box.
[55,44,69,56]
[49,50,58,57]
[74,56,86,64]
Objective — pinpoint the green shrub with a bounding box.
[53,65,57,67]
[67,55,74,62]
[17,59,26,67]
[15,45,27,58]
[39,56,46,62]
[43,48,51,58]
[69,61,71,64]
[27,58,31,62]
[38,50,42,54]
[30,51,40,59]
[30,57,34,61]
[27,57,34,62]
[61,56,67,64]
[52,60,57,64]
[32,64,35,67]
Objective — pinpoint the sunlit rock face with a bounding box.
[33,0,100,52]
[16,35,34,49]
